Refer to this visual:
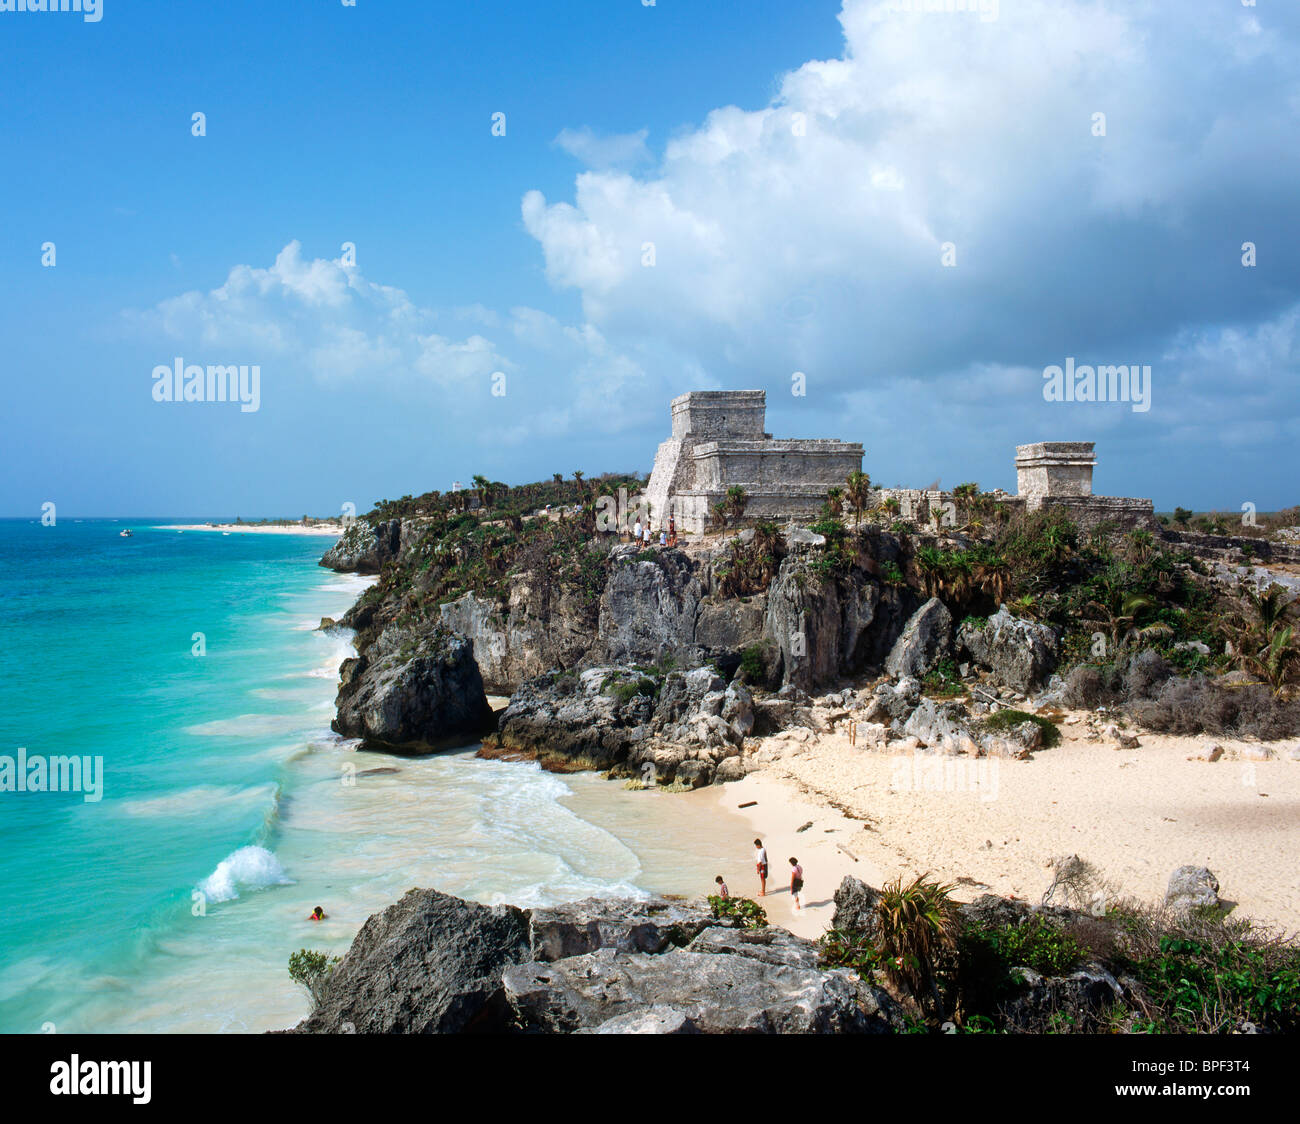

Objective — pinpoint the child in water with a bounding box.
[308,906,327,922]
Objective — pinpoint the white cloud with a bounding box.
[521,0,1300,437]
[555,127,652,170]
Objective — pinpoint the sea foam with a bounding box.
[198,845,293,903]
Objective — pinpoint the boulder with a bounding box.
[293,889,530,1033]
[1165,866,1221,914]
[332,626,496,751]
[957,606,1059,694]
[885,598,953,680]
[832,876,880,936]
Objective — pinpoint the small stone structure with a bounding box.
[875,441,1155,533]
[1014,442,1096,500]
[644,390,863,534]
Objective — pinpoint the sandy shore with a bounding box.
[705,721,1300,940]
[162,523,344,537]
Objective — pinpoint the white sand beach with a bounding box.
[163,523,345,537]
[702,721,1300,941]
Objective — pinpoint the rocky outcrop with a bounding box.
[884,597,953,680]
[763,538,913,690]
[489,664,755,785]
[320,519,403,574]
[333,624,496,752]
[502,946,884,1034]
[957,606,1059,694]
[292,890,898,1035]
[293,889,531,1033]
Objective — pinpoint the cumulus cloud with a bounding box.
[521,0,1300,468]
[125,242,658,434]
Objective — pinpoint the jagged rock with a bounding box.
[957,606,1059,694]
[998,962,1125,1031]
[528,897,718,961]
[885,597,953,680]
[722,682,755,737]
[832,876,880,936]
[958,894,1032,930]
[320,518,402,574]
[1165,866,1221,914]
[293,889,530,1033]
[904,697,976,755]
[688,925,824,970]
[500,946,887,1034]
[763,552,910,689]
[333,626,495,751]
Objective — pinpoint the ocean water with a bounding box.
[0,519,743,1033]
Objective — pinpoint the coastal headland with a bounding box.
[303,453,1300,1032]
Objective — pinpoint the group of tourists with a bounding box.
[714,838,805,911]
[627,515,677,547]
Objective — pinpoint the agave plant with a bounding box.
[875,873,959,1006]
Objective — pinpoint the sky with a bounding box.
[2,0,1298,518]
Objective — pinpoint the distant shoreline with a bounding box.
[161,523,344,537]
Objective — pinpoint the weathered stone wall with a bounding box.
[670,390,766,439]
[646,390,864,534]
[1015,442,1096,499]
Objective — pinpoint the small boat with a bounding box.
[119,529,133,538]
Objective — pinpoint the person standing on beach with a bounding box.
[753,839,768,897]
[714,875,730,899]
[789,857,804,911]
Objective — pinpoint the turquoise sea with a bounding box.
[0,519,739,1033]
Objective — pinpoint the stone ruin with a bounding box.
[644,390,864,534]
[643,390,1155,536]
[876,441,1156,532]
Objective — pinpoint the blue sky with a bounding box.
[3,0,1298,518]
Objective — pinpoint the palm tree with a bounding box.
[472,474,492,510]
[1231,583,1300,694]
[845,470,871,530]
[825,486,844,519]
[725,485,749,522]
[572,470,585,496]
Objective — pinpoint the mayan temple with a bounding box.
[643,390,864,533]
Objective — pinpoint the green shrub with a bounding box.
[288,948,342,1011]
[708,895,768,929]
[738,645,765,682]
[980,708,1061,748]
